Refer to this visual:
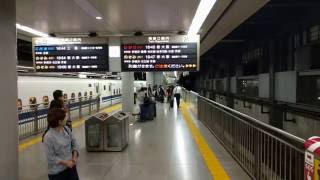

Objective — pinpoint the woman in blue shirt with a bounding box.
[43,108,80,180]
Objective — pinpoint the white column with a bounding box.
[108,37,121,72]
[0,0,18,179]
[154,72,164,85]
[146,72,154,87]
[121,72,134,113]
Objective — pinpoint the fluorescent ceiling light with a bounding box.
[16,23,49,37]
[78,74,87,78]
[188,0,217,35]
[96,16,103,20]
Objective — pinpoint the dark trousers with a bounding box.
[174,94,181,107]
[48,166,79,180]
[134,93,137,104]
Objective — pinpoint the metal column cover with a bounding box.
[146,72,155,87]
[121,72,134,113]
[0,0,18,179]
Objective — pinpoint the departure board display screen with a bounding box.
[33,37,109,72]
[121,35,199,72]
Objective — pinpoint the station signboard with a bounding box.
[121,35,199,72]
[32,37,109,72]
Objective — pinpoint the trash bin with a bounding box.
[85,111,129,152]
[103,111,129,151]
[85,112,109,152]
[304,136,320,180]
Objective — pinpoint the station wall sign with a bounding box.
[121,35,200,72]
[32,37,109,72]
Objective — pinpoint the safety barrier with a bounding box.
[183,89,305,180]
[18,95,121,139]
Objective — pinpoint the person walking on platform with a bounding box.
[167,86,173,102]
[173,84,182,108]
[147,84,153,97]
[133,86,137,104]
[157,85,165,103]
[43,108,80,180]
[167,85,174,108]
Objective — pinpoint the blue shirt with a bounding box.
[43,127,79,175]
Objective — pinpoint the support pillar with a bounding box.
[121,72,134,113]
[226,61,234,108]
[269,40,283,129]
[154,72,164,86]
[146,72,154,87]
[0,0,18,179]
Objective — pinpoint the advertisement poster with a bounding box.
[305,152,314,180]
[315,159,320,180]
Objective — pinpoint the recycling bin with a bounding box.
[85,111,129,152]
[103,111,129,151]
[85,112,109,151]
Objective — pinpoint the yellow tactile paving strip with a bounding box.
[181,102,230,180]
[19,104,122,152]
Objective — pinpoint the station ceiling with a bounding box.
[15,0,272,55]
[16,0,199,34]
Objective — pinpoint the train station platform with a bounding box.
[19,102,250,180]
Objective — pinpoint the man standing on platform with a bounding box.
[173,84,182,108]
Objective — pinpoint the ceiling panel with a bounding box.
[88,0,199,33]
[200,0,270,55]
[16,0,200,35]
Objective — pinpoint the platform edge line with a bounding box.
[181,102,230,180]
[19,103,122,152]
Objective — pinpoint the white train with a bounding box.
[17,75,146,109]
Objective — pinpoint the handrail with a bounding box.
[18,96,99,109]
[183,88,305,179]
[198,95,305,144]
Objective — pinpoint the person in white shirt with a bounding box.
[173,85,182,108]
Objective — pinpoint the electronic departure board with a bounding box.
[33,37,109,72]
[121,35,199,72]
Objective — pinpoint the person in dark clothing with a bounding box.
[157,85,165,103]
[167,86,174,108]
[50,90,72,129]
[147,84,153,97]
[49,90,64,109]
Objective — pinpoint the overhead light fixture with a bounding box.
[96,16,103,20]
[188,0,217,35]
[16,23,49,37]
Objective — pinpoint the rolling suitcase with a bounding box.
[139,104,154,121]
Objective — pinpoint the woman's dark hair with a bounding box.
[53,90,63,100]
[47,108,66,128]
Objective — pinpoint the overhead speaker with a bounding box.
[134,31,143,36]
[49,33,56,37]
[177,31,186,35]
[88,32,97,37]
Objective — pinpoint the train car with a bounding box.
[17,75,146,138]
[17,75,146,109]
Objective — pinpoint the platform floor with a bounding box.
[19,102,250,180]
